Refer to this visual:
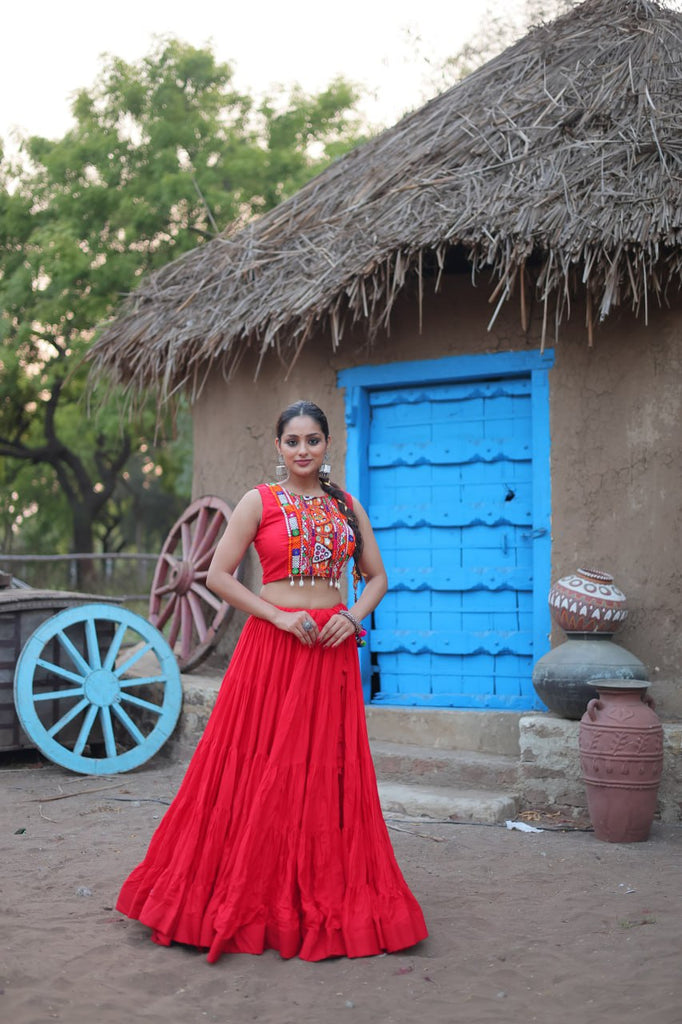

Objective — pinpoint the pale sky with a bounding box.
[2,0,505,145]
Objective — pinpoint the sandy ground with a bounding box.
[2,750,681,1024]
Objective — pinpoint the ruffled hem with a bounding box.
[116,607,428,962]
[139,896,427,963]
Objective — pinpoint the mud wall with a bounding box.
[192,272,682,687]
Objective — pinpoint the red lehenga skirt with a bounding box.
[116,605,428,962]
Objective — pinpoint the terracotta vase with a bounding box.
[549,567,628,636]
[579,680,663,843]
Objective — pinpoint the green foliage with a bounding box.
[0,38,365,568]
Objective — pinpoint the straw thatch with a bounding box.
[89,0,682,399]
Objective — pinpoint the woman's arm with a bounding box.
[206,489,277,621]
[346,497,388,622]
[318,496,388,647]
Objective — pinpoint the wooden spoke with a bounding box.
[180,598,193,661]
[102,622,128,672]
[184,589,207,638]
[120,693,164,715]
[114,641,154,677]
[85,617,102,670]
[188,505,210,559]
[192,508,225,564]
[119,675,166,688]
[47,698,90,738]
[35,659,86,685]
[73,704,99,757]
[189,581,224,612]
[33,686,85,702]
[154,592,177,631]
[180,521,192,560]
[111,703,146,745]
[100,706,117,758]
[55,629,92,677]
[167,600,183,651]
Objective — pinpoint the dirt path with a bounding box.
[2,754,681,1024]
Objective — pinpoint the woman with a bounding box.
[116,400,428,962]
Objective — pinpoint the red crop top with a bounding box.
[254,483,356,589]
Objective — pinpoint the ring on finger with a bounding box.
[302,619,314,632]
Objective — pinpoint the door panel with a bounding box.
[368,379,536,709]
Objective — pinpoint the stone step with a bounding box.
[378,781,518,824]
[370,739,519,791]
[365,705,522,757]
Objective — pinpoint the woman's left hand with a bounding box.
[318,613,357,648]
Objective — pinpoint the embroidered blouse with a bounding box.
[254,483,355,588]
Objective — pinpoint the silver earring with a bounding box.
[275,452,287,482]
[319,458,331,484]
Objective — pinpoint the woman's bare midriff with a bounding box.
[260,577,346,609]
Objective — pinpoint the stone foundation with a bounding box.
[519,713,682,823]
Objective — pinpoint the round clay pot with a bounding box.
[531,635,648,720]
[549,567,628,636]
[579,680,663,843]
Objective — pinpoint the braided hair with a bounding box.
[275,401,364,572]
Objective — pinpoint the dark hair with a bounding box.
[275,400,364,563]
[276,400,330,441]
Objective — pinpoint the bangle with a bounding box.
[338,609,367,648]
[338,609,361,633]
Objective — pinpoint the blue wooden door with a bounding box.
[369,378,535,708]
[339,351,553,710]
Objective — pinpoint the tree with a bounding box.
[0,39,366,577]
[407,0,578,100]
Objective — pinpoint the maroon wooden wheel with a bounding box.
[149,496,240,672]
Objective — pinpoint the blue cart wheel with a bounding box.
[14,603,182,775]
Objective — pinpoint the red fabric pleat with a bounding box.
[116,605,428,962]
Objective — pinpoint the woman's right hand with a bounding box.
[272,608,319,646]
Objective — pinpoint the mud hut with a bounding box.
[91,0,682,717]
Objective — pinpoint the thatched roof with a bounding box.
[90,0,682,398]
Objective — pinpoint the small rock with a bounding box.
[76,886,93,897]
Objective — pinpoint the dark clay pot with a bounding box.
[531,635,648,720]
[579,680,663,843]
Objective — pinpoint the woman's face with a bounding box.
[276,415,329,480]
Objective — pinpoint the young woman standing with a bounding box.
[116,400,428,962]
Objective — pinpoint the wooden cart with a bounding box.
[1,496,239,775]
